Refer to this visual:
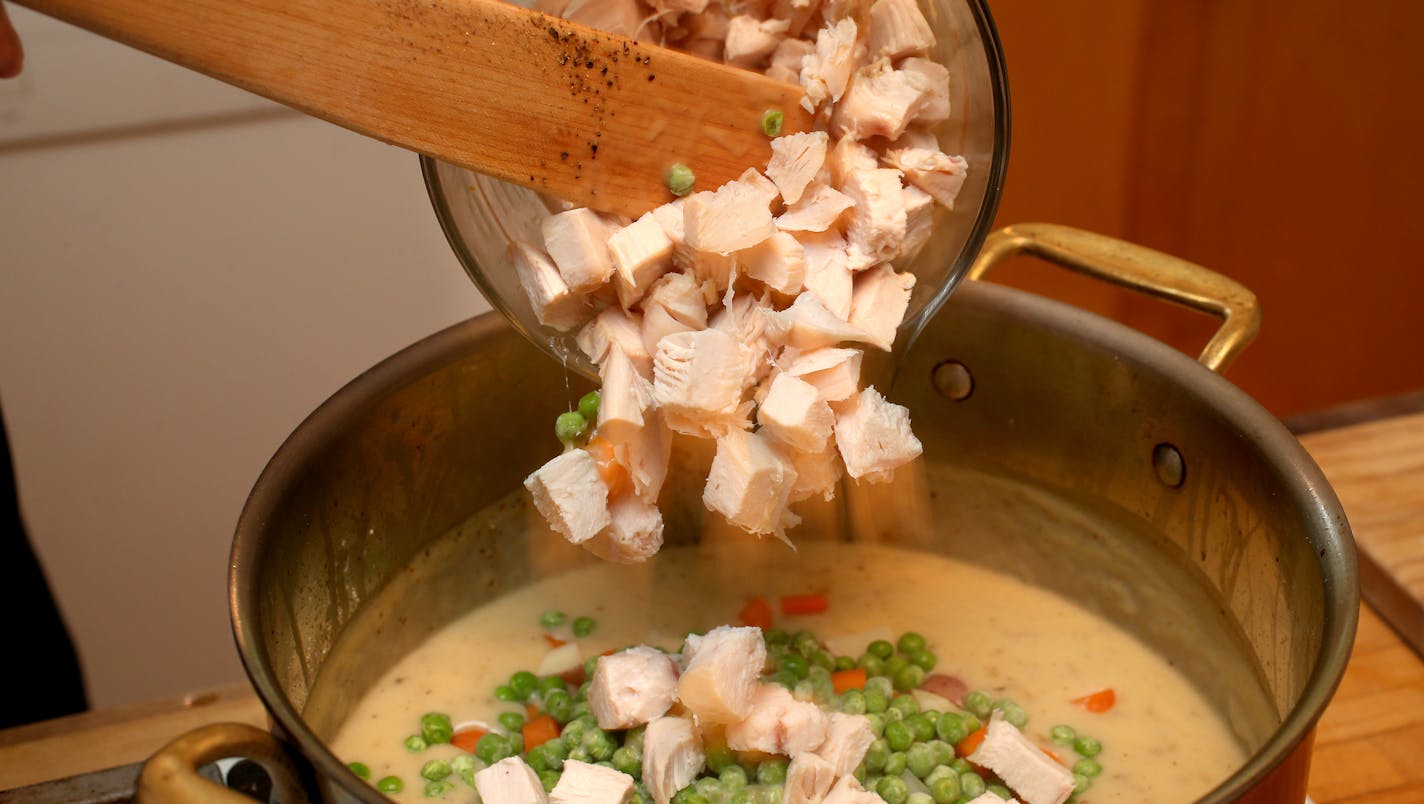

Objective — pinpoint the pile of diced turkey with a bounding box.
[473,626,1076,804]
[521,0,970,561]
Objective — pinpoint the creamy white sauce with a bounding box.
[330,541,1245,802]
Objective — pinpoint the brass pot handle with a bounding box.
[967,223,1261,373]
[137,722,310,804]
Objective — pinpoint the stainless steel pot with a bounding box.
[144,226,1356,804]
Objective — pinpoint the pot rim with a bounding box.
[230,281,1357,802]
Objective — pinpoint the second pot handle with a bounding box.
[967,223,1261,373]
[137,722,310,804]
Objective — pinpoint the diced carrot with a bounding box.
[831,667,867,694]
[1071,688,1116,713]
[544,634,567,648]
[956,725,987,759]
[523,715,560,750]
[779,593,828,616]
[451,727,488,753]
[586,436,631,497]
[739,596,775,630]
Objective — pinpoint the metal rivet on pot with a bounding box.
[931,360,974,401]
[1153,443,1186,488]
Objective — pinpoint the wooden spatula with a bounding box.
[16,0,811,218]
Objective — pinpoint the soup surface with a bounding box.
[329,541,1245,802]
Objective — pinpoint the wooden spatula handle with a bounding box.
[17,0,809,217]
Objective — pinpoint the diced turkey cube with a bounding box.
[642,717,705,804]
[831,61,933,141]
[901,185,935,258]
[800,230,854,318]
[785,441,843,502]
[563,0,644,37]
[585,491,665,564]
[711,294,775,390]
[848,264,915,350]
[510,242,590,331]
[643,271,709,329]
[760,373,835,452]
[684,181,777,254]
[840,168,908,272]
[726,683,829,757]
[826,137,879,186]
[543,208,616,293]
[781,347,863,402]
[785,753,837,804]
[703,429,801,536]
[598,346,651,444]
[867,0,934,60]
[524,450,611,545]
[738,168,784,208]
[475,757,547,804]
[800,19,861,113]
[767,37,815,84]
[834,387,923,481]
[768,294,874,351]
[653,329,745,420]
[967,713,1074,804]
[821,776,882,804]
[816,713,876,776]
[725,15,789,68]
[609,213,673,307]
[651,0,708,14]
[898,57,951,122]
[618,407,673,503]
[651,199,687,243]
[777,183,855,233]
[770,0,823,38]
[643,305,695,357]
[678,625,767,723]
[658,199,735,304]
[883,147,969,209]
[551,760,636,804]
[745,232,808,296]
[589,645,680,729]
[578,308,651,376]
[768,132,830,205]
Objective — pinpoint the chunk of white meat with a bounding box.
[900,185,935,259]
[745,232,808,296]
[618,407,673,502]
[588,646,680,729]
[543,208,617,293]
[882,147,969,209]
[839,168,908,272]
[651,0,709,14]
[536,641,584,677]
[848,264,915,350]
[585,491,665,564]
[784,441,842,503]
[967,713,1074,804]
[710,294,775,390]
[726,683,830,757]
[866,0,934,60]
[767,132,830,205]
[656,199,737,305]
[609,213,674,308]
[777,183,854,234]
[551,760,636,804]
[642,305,695,358]
[785,753,837,804]
[820,775,882,804]
[653,329,746,422]
[642,717,705,804]
[833,386,923,481]
[767,293,875,351]
[562,0,644,38]
[725,15,789,68]
[510,242,591,331]
[703,429,801,535]
[815,713,875,777]
[780,347,863,402]
[578,308,652,376]
[738,167,784,208]
[524,450,611,545]
[684,181,777,254]
[800,229,854,318]
[598,345,651,444]
[678,625,767,723]
[770,0,822,38]
[475,757,547,804]
[825,137,879,187]
[643,271,708,329]
[831,61,933,142]
[897,57,950,122]
[800,19,861,113]
[767,37,816,84]
[759,373,835,452]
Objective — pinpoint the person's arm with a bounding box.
[1,1,24,78]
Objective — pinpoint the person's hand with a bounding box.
[1,1,23,79]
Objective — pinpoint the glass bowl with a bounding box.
[421,0,1010,379]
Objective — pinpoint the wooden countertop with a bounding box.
[1,416,1421,800]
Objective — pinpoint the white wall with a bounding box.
[0,7,490,708]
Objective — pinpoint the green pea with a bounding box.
[894,664,926,692]
[508,734,524,755]
[666,163,696,197]
[884,656,908,677]
[376,776,404,794]
[539,770,562,793]
[405,734,428,753]
[527,745,552,772]
[635,783,654,804]
[883,707,904,723]
[924,766,954,787]
[929,774,960,804]
[780,653,810,679]
[1050,724,1076,745]
[1074,736,1102,758]
[834,655,856,671]
[567,746,591,763]
[866,713,886,737]
[959,713,981,734]
[539,676,568,696]
[935,712,967,744]
[695,778,722,800]
[1073,772,1093,795]
[540,610,567,628]
[545,689,574,723]
[949,758,972,775]
[864,739,890,773]
[884,719,914,752]
[867,640,895,660]
[499,711,526,732]
[450,755,478,775]
[907,793,933,804]
[883,751,907,777]
[927,740,954,767]
[420,713,453,745]
[561,718,588,743]
[421,759,452,781]
[760,109,784,138]
[875,775,909,804]
[494,685,518,702]
[1000,702,1028,729]
[573,616,597,638]
[987,783,1013,800]
[865,689,889,714]
[475,733,511,763]
[1074,758,1102,778]
[866,676,895,698]
[621,728,644,754]
[756,758,788,785]
[793,679,817,702]
[578,391,600,422]
[720,765,749,789]
[906,714,936,743]
[839,689,867,714]
[792,631,820,656]
[889,695,919,717]
[705,742,737,772]
[896,632,926,656]
[583,655,601,679]
[507,671,537,700]
[555,411,588,446]
[583,729,618,761]
[909,650,937,672]
[764,628,791,646]
[423,780,454,797]
[959,771,986,799]
[768,668,798,690]
[964,691,993,719]
[763,786,785,804]
[347,762,370,779]
[811,650,836,671]
[858,654,886,676]
[730,789,754,804]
